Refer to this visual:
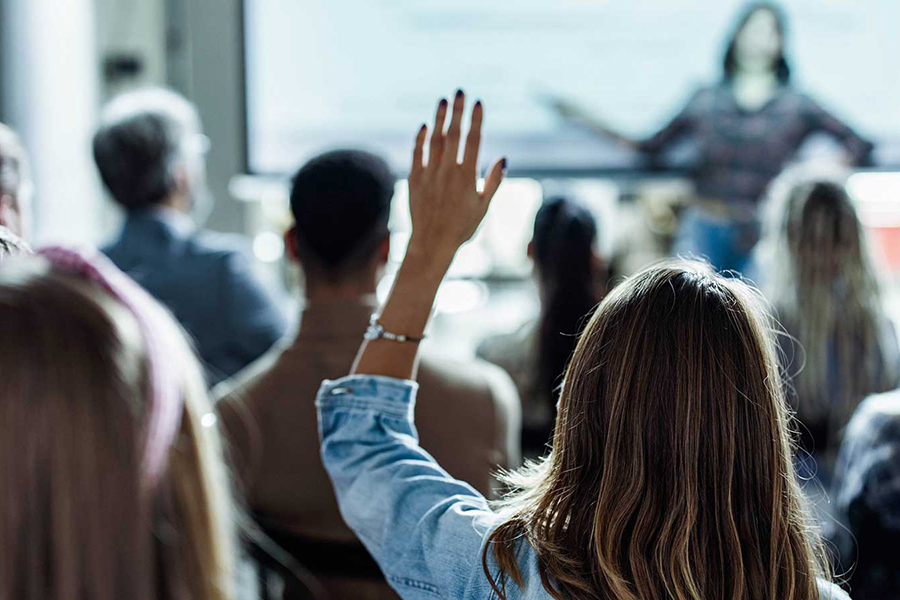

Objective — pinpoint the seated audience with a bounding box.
[478,196,607,456]
[828,392,900,599]
[215,149,521,599]
[318,93,847,600]
[0,122,33,240]
[763,179,900,478]
[0,225,31,262]
[0,247,235,600]
[94,88,287,385]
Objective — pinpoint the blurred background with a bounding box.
[2,0,900,358]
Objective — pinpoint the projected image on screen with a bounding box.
[244,0,900,174]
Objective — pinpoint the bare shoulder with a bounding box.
[417,352,522,471]
[476,321,537,368]
[211,339,290,406]
[418,351,519,410]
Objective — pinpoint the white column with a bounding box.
[1,0,104,245]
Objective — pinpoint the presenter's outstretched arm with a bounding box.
[543,94,640,150]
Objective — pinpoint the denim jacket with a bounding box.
[317,375,850,600]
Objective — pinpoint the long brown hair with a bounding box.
[533,197,604,439]
[483,261,828,600]
[766,179,899,451]
[0,256,235,600]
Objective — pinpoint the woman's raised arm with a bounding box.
[317,92,513,600]
[351,89,506,379]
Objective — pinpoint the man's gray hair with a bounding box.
[93,88,201,211]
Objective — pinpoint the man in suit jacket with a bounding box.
[94,89,287,385]
[214,149,521,600]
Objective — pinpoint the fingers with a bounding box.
[444,89,465,165]
[462,100,483,171]
[410,123,427,179]
[423,90,489,176]
[429,98,448,167]
[481,157,507,203]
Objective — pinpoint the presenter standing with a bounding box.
[551,2,872,273]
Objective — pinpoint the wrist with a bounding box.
[404,237,457,276]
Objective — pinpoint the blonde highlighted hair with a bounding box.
[764,177,899,451]
[0,256,235,600]
[483,261,829,600]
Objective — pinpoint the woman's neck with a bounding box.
[730,70,780,112]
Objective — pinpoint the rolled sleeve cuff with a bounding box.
[316,375,419,420]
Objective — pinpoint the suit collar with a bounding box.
[123,206,195,239]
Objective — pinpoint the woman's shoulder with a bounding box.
[671,83,733,118]
[696,82,725,96]
[477,321,538,366]
[774,87,822,113]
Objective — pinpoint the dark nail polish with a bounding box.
[420,123,427,131]
[474,100,482,108]
[500,157,508,170]
[439,98,448,107]
[456,89,464,98]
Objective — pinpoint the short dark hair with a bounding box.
[722,2,791,84]
[289,150,395,277]
[93,89,199,211]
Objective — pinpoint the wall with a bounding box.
[0,0,104,245]
[96,0,167,98]
[173,0,248,234]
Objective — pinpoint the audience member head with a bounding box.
[485,261,827,600]
[723,2,790,82]
[287,149,395,298]
[830,394,900,597]
[93,88,211,216]
[0,249,234,600]
[0,123,34,239]
[0,225,32,263]
[529,197,604,414]
[767,178,897,444]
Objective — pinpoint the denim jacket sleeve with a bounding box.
[316,375,503,600]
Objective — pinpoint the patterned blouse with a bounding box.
[639,84,874,205]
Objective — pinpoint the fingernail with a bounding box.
[439,98,448,108]
[501,157,508,170]
[456,89,464,98]
[420,123,427,132]
[474,100,482,109]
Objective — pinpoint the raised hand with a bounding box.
[407,90,506,262]
[351,91,506,379]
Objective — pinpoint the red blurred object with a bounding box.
[869,225,900,273]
